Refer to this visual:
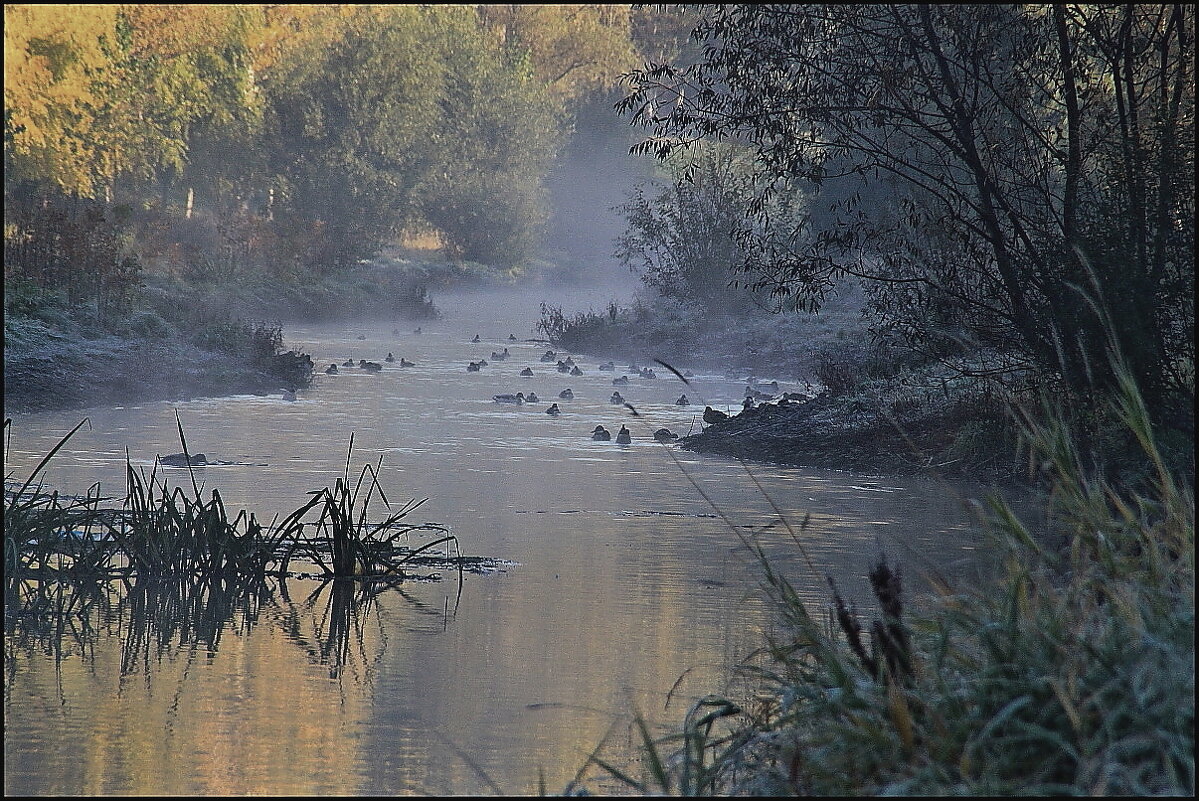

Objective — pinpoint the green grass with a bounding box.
[574,360,1194,796]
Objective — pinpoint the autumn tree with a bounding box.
[619,4,1194,426]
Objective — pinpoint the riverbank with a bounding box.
[4,315,315,414]
[679,376,1018,480]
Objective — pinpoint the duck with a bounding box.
[357,334,367,340]
[613,375,630,386]
[478,359,488,367]
[610,391,625,405]
[467,361,481,372]
[343,358,355,367]
[640,368,657,379]
[570,365,583,376]
[540,350,557,362]
[703,406,729,425]
[558,388,574,399]
[325,364,339,374]
[385,353,396,362]
[742,396,755,411]
[557,362,571,374]
[160,452,207,468]
[360,360,383,372]
[545,403,561,416]
[399,358,415,368]
[494,392,525,404]
[615,425,632,444]
[520,367,535,376]
[598,361,615,371]
[508,334,517,341]
[414,327,422,334]
[653,428,679,443]
[676,394,689,406]
[472,334,481,343]
[591,425,611,441]
[526,392,539,403]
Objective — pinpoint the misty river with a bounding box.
[4,285,995,795]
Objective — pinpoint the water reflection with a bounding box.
[4,288,1006,794]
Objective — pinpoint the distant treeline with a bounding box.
[3,5,697,307]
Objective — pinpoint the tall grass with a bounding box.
[577,360,1193,796]
[4,418,459,585]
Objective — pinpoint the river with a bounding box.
[3,284,994,795]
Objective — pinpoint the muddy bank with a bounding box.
[680,390,1020,481]
[4,319,313,415]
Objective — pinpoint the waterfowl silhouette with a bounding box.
[545,403,561,416]
[639,368,657,379]
[325,364,339,374]
[508,334,517,341]
[399,358,415,368]
[598,361,615,371]
[385,353,396,362]
[615,425,632,444]
[360,360,383,372]
[160,452,207,468]
[478,359,488,367]
[540,350,557,362]
[676,394,689,406]
[570,365,583,376]
[525,392,539,403]
[357,334,366,340]
[414,327,422,334]
[494,392,525,404]
[653,428,679,443]
[558,388,574,399]
[612,375,629,385]
[467,361,481,372]
[610,391,625,404]
[343,358,355,367]
[472,334,481,343]
[703,406,729,425]
[742,396,754,411]
[520,367,534,377]
[591,425,611,441]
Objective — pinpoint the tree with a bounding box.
[415,6,564,269]
[261,5,444,270]
[617,4,1194,426]
[615,142,777,313]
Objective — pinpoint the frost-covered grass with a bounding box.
[572,363,1195,796]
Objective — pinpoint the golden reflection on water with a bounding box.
[4,309,1000,795]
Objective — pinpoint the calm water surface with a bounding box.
[4,286,996,795]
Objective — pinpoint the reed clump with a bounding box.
[4,418,459,588]
[581,361,1193,796]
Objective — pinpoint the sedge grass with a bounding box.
[575,358,1193,796]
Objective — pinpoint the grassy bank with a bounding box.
[572,364,1194,795]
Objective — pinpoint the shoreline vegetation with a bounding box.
[569,361,1194,796]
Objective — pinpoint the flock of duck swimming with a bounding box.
[487,346,693,445]
[320,328,806,445]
